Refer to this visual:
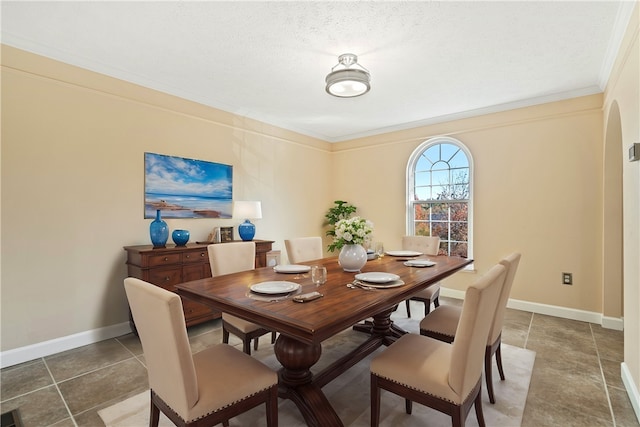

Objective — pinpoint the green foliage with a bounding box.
[324,200,357,252]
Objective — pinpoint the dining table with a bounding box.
[175,253,473,427]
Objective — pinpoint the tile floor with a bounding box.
[1,297,638,427]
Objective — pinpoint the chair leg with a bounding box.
[425,299,431,316]
[271,331,277,343]
[149,397,160,427]
[405,398,412,414]
[371,374,381,427]
[484,346,496,404]
[222,328,230,344]
[243,338,252,355]
[266,385,278,427]
[254,337,259,351]
[222,421,230,427]
[495,341,505,380]
[433,296,440,308]
[474,386,486,427]
[405,299,412,318]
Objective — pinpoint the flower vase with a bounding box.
[338,244,368,272]
[149,210,169,248]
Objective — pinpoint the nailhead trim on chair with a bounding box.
[371,374,460,405]
[160,386,275,423]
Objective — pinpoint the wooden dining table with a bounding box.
[176,253,472,427]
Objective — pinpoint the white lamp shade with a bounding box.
[233,201,262,219]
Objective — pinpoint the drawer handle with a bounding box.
[164,276,171,281]
[163,257,169,261]
[185,254,190,259]
[200,253,205,257]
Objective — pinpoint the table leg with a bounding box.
[352,307,407,344]
[274,335,344,427]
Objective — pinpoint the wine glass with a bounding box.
[374,242,385,259]
[311,266,327,286]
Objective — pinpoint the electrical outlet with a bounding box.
[562,272,573,285]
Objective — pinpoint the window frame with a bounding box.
[406,136,474,259]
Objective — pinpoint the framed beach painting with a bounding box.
[144,152,233,219]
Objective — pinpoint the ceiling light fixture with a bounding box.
[325,53,371,98]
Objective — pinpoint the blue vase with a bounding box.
[172,229,190,246]
[149,210,169,248]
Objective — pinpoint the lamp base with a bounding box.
[238,220,256,241]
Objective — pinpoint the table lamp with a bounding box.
[233,201,262,241]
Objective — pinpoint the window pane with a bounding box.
[451,222,468,242]
[450,150,469,168]
[432,221,449,239]
[450,203,468,221]
[414,204,429,220]
[415,187,429,200]
[415,223,431,236]
[450,242,468,258]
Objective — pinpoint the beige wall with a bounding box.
[332,96,605,312]
[1,46,333,351]
[603,2,640,406]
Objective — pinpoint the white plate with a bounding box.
[250,281,301,294]
[404,260,436,267]
[362,280,406,289]
[273,264,311,274]
[385,250,422,257]
[354,272,401,283]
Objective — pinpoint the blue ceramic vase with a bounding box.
[149,210,169,248]
[172,229,190,246]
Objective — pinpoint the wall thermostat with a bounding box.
[630,143,640,162]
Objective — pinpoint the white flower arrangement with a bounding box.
[329,216,374,252]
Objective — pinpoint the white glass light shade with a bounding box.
[325,69,371,97]
[325,53,371,98]
[233,201,262,220]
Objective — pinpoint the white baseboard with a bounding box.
[439,287,624,330]
[1,322,132,369]
[622,362,640,423]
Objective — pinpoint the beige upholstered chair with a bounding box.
[207,242,276,355]
[370,263,507,427]
[420,253,521,403]
[123,277,278,427]
[402,235,441,317]
[284,236,323,264]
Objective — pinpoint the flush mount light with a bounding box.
[325,53,371,98]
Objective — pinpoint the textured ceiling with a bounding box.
[1,1,635,142]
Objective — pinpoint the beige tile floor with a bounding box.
[1,297,638,427]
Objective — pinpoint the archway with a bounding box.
[602,101,624,327]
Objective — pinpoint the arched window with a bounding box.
[406,137,473,258]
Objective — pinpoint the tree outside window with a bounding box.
[407,138,472,258]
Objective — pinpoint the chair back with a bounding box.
[402,235,440,256]
[487,253,522,344]
[208,241,256,276]
[448,263,507,399]
[124,277,197,419]
[285,237,323,263]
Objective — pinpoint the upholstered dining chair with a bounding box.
[123,277,278,427]
[284,236,323,264]
[420,252,522,404]
[370,263,507,427]
[208,242,276,355]
[402,235,441,317]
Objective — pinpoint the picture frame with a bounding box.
[219,226,234,243]
[144,152,233,219]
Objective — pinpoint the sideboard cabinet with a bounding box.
[124,240,274,330]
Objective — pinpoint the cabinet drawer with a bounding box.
[148,267,182,286]
[148,253,181,267]
[183,250,208,264]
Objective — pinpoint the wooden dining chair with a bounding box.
[124,277,278,427]
[370,263,507,427]
[402,235,441,317]
[284,236,323,263]
[208,242,276,355]
[420,252,522,403]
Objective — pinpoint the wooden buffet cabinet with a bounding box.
[123,240,274,330]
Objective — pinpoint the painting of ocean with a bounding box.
[144,153,233,219]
